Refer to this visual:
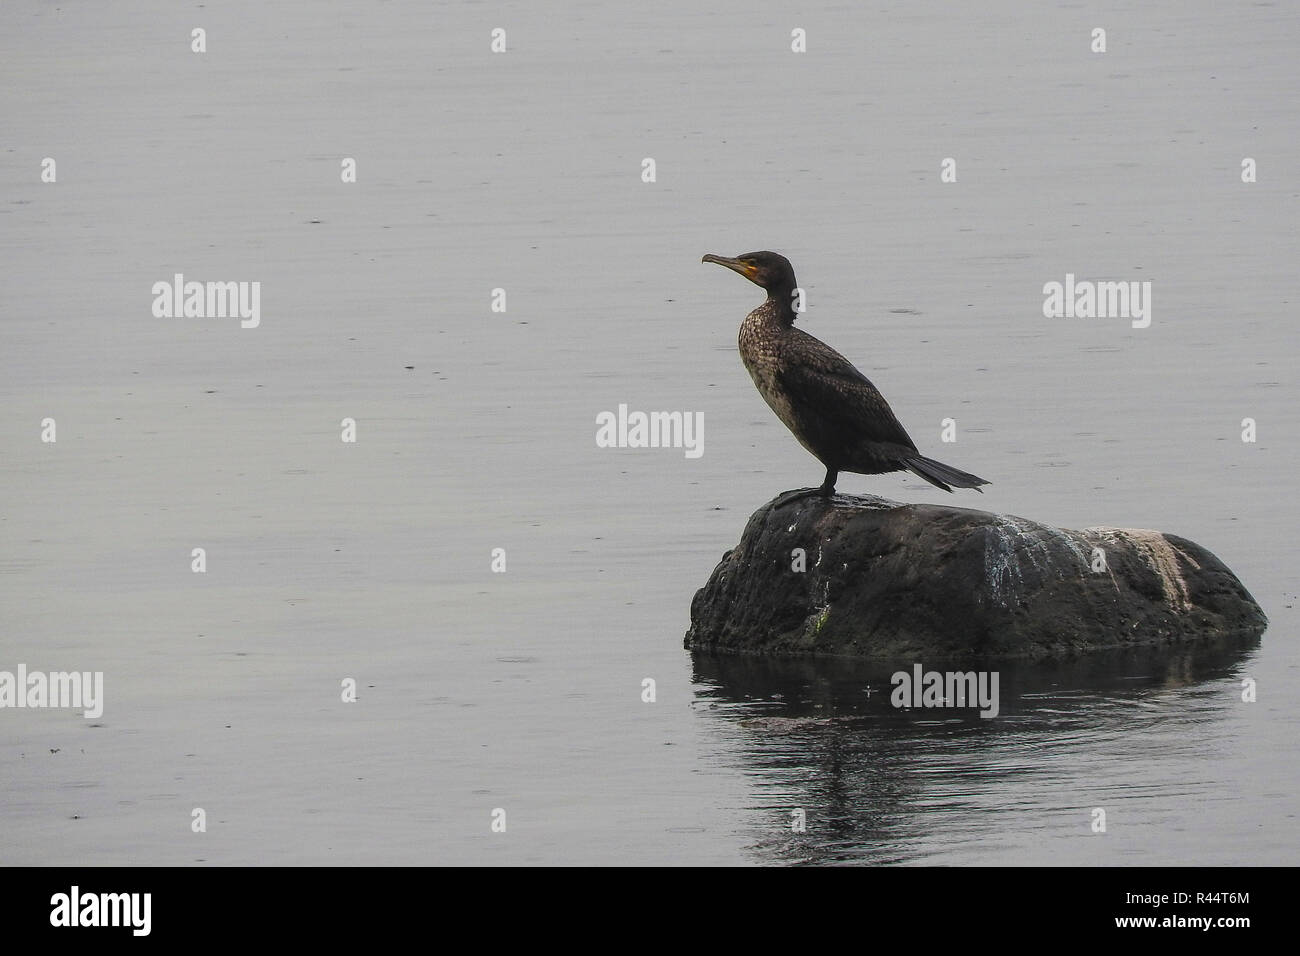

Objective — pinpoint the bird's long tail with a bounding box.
[903,455,990,493]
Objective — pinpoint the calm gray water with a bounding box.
[1,0,1296,865]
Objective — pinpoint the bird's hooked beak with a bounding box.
[702,253,758,283]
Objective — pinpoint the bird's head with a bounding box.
[702,251,796,296]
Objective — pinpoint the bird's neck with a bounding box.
[765,285,797,326]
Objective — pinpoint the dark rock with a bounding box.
[685,493,1267,660]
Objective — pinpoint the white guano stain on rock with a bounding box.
[984,514,1091,606]
[984,519,1024,605]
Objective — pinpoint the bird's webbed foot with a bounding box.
[772,487,828,510]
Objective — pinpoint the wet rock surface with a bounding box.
[685,493,1268,660]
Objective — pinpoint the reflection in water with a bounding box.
[690,636,1262,865]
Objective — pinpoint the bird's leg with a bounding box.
[772,469,838,510]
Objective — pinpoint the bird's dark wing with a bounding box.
[776,328,918,452]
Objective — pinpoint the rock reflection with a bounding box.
[690,635,1262,865]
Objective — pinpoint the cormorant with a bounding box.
[702,250,989,502]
